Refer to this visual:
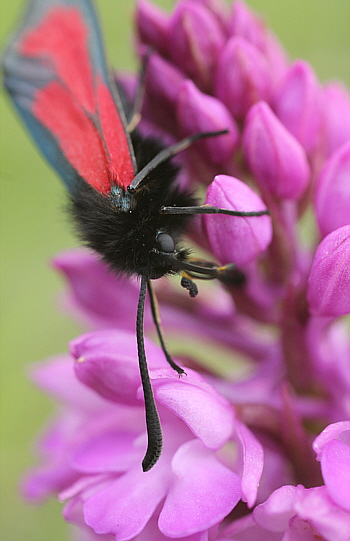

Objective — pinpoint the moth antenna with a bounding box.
[137,275,163,472]
[128,130,229,193]
[161,204,270,217]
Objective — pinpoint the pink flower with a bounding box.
[252,485,350,541]
[24,332,263,539]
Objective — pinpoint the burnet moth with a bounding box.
[3,0,269,471]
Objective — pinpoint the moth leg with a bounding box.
[180,272,199,297]
[147,280,185,376]
[180,259,246,286]
[127,49,153,133]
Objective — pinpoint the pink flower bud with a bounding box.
[190,0,229,29]
[228,1,288,92]
[314,141,350,237]
[243,101,310,200]
[228,0,265,49]
[176,80,239,164]
[274,61,322,155]
[215,37,271,120]
[307,225,350,317]
[203,175,272,266]
[322,82,350,157]
[143,53,186,132]
[169,1,225,90]
[262,31,289,91]
[135,0,170,56]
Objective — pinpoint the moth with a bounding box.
[3,0,269,471]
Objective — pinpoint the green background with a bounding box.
[0,1,349,539]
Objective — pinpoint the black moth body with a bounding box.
[69,130,197,280]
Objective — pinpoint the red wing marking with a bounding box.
[19,6,134,193]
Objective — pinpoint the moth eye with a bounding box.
[156,232,175,253]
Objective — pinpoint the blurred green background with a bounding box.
[0,1,349,539]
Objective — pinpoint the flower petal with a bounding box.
[52,250,141,330]
[71,330,166,404]
[153,368,235,449]
[235,420,264,508]
[70,431,143,473]
[83,465,170,539]
[293,485,350,541]
[253,485,296,532]
[159,440,242,537]
[320,439,350,511]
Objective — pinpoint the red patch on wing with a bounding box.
[34,81,112,192]
[97,82,135,189]
[19,6,135,193]
[20,7,95,113]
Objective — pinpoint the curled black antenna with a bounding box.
[128,130,229,194]
[137,275,163,472]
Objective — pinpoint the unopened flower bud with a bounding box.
[322,82,350,157]
[314,141,350,237]
[203,175,272,266]
[274,60,322,155]
[215,37,271,120]
[307,225,350,317]
[169,1,225,90]
[143,53,186,131]
[243,101,310,200]
[176,80,239,164]
[136,0,170,56]
[228,0,264,48]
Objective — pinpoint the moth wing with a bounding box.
[2,0,136,193]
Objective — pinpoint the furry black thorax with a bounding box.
[68,131,197,279]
